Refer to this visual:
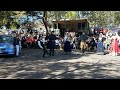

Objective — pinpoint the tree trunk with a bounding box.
[42,11,48,35]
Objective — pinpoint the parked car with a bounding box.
[0,35,16,56]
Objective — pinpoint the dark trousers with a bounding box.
[49,41,55,56]
[42,43,50,57]
[82,48,85,53]
[50,48,55,56]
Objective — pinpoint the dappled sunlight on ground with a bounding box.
[0,49,120,79]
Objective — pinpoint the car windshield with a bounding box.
[0,36,14,43]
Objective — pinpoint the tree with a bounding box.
[64,11,77,19]
[114,11,120,26]
[48,11,66,20]
[43,11,49,35]
[0,11,16,26]
[87,11,115,27]
[0,11,26,29]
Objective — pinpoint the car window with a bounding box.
[0,36,14,43]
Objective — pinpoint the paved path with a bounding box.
[0,49,120,79]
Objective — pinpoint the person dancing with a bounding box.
[110,32,120,56]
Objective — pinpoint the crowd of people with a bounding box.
[65,30,120,56]
[2,27,120,57]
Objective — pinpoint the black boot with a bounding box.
[82,49,85,54]
[43,50,45,57]
[68,52,70,54]
[64,52,67,55]
[49,49,52,56]
[52,49,54,56]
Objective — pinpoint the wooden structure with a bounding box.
[52,19,90,36]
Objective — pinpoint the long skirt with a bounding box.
[97,41,104,55]
[64,41,71,52]
[110,39,120,56]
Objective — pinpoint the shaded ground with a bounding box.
[0,49,120,79]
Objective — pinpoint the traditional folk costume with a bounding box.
[97,34,105,55]
[64,34,72,54]
[80,33,88,54]
[110,34,120,56]
[41,37,50,57]
[48,33,57,56]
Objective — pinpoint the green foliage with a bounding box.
[64,11,77,19]
[0,11,25,29]
[114,11,120,26]
[0,11,120,30]
[87,11,116,27]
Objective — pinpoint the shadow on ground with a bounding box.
[0,49,119,79]
[0,49,91,61]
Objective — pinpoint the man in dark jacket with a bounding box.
[48,31,58,56]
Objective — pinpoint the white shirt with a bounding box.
[64,35,67,42]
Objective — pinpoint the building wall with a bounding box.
[53,20,90,34]
[59,22,89,33]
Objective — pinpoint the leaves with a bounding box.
[87,11,116,27]
[64,11,77,19]
[0,11,120,30]
[0,11,26,29]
